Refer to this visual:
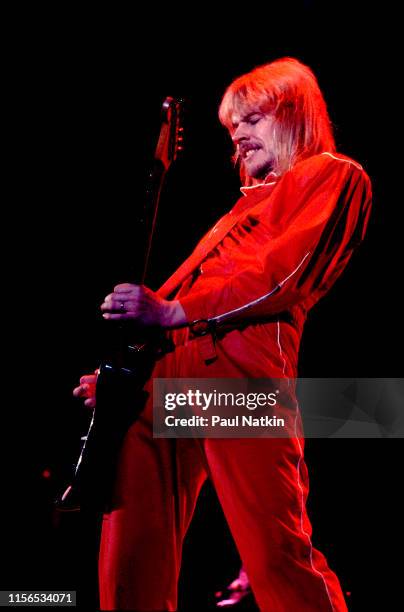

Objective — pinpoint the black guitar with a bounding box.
[57,97,184,511]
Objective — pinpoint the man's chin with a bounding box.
[244,164,274,182]
[242,154,275,180]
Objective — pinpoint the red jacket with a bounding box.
[157,152,372,379]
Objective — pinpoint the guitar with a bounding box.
[57,97,184,511]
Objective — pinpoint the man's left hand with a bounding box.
[100,283,187,329]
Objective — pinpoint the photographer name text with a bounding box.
[164,415,285,428]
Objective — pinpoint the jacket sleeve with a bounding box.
[178,155,372,324]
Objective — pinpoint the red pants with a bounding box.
[98,398,347,611]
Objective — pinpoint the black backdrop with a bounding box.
[3,4,402,611]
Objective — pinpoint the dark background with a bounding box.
[3,3,402,610]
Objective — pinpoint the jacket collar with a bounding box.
[240,171,279,196]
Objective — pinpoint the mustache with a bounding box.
[238,142,261,157]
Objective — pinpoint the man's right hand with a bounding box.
[72,370,98,408]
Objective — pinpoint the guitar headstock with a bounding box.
[155,96,185,171]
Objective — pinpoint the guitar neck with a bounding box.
[138,159,167,284]
[135,96,184,285]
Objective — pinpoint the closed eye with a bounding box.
[245,113,263,125]
[230,112,264,136]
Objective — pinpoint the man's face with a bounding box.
[230,111,276,181]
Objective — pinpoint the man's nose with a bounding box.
[231,123,249,145]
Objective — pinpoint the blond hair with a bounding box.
[219,57,336,184]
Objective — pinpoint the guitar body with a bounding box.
[56,97,184,511]
[59,334,172,511]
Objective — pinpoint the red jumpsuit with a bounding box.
[98,152,372,611]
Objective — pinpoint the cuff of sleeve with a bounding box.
[178,291,210,324]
